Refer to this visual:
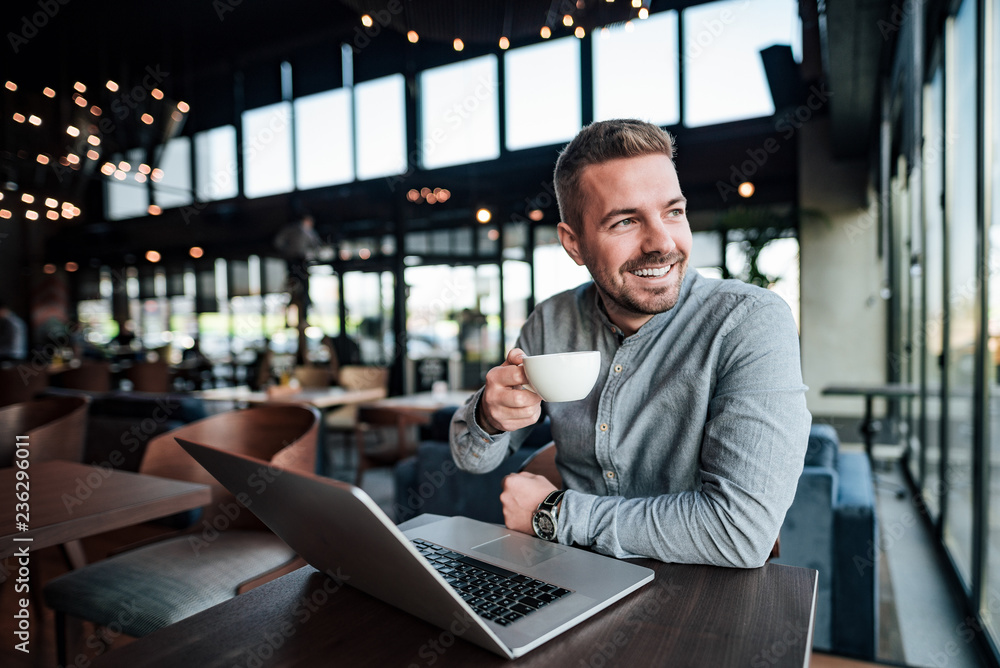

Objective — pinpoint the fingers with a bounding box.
[504,348,527,366]
[478,349,541,434]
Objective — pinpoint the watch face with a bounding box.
[532,510,556,540]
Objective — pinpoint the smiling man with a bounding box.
[450,119,810,568]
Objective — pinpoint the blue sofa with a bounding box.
[393,406,552,525]
[773,423,878,660]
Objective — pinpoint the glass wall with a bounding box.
[943,1,979,588]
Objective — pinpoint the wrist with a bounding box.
[476,398,502,435]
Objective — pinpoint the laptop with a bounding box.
[177,438,654,660]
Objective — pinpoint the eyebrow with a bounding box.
[598,197,687,225]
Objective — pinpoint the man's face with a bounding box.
[557,153,692,335]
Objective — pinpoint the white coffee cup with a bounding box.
[521,351,601,402]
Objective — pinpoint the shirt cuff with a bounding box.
[556,489,594,547]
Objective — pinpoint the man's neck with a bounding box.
[595,293,653,338]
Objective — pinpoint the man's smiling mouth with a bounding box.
[630,265,673,278]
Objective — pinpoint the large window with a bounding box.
[105,148,148,220]
[943,0,978,588]
[682,0,800,127]
[152,136,193,209]
[505,38,581,151]
[593,11,680,126]
[420,56,500,169]
[295,88,354,189]
[194,125,239,201]
[355,75,407,180]
[242,102,294,199]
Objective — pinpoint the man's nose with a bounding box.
[640,222,677,256]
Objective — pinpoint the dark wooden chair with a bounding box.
[0,395,90,467]
[0,364,48,407]
[58,360,112,392]
[126,359,172,393]
[43,404,320,664]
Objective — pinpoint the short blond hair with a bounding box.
[554,119,676,232]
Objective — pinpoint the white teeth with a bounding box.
[632,265,671,277]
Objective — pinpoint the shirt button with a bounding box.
[614,364,623,373]
[599,423,608,432]
[606,471,615,479]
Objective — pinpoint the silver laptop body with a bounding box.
[178,438,654,659]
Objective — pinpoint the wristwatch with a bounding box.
[531,490,566,542]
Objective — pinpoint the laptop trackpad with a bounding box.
[471,534,565,568]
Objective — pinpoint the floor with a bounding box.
[860,443,988,668]
[0,436,995,667]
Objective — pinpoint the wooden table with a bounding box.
[0,461,211,560]
[94,515,817,668]
[195,385,388,409]
[354,391,476,465]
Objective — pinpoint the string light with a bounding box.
[638,7,649,19]
[499,36,510,49]
[87,149,99,161]
[361,14,373,27]
[189,247,204,258]
[540,26,552,38]
[177,101,190,113]
[407,30,419,43]
[43,87,55,98]
[453,38,464,51]
[631,0,641,6]
[0,210,10,219]
[575,26,585,38]
[28,115,41,126]
[106,80,119,92]
[37,154,50,165]
[88,135,100,146]
[147,205,162,216]
[43,263,56,274]
[21,193,34,204]
[563,14,574,26]
[145,250,161,262]
[141,113,153,124]
[45,198,57,208]
[738,182,755,198]
[476,208,492,223]
[26,210,39,221]
[12,113,24,123]
[151,88,164,100]
[65,262,79,272]
[73,82,86,93]
[66,125,80,137]
[46,210,59,220]
[74,96,87,107]
[5,81,17,92]
[90,105,101,116]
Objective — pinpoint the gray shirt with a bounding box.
[450,270,810,568]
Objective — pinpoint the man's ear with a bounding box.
[557,221,586,267]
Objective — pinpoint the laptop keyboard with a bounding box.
[411,539,572,626]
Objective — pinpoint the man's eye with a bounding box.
[614,218,636,227]
[668,209,685,217]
